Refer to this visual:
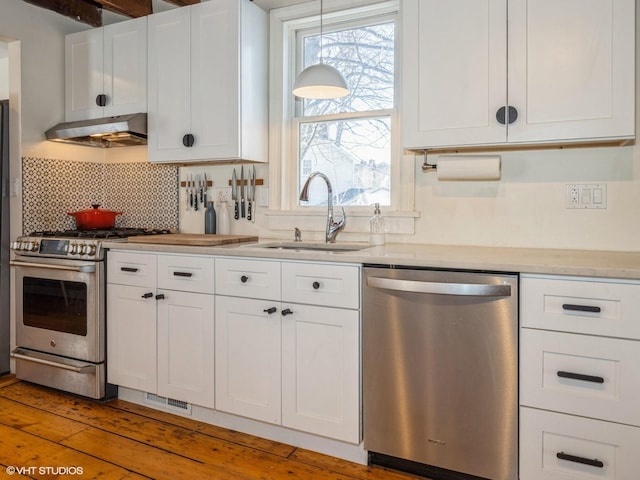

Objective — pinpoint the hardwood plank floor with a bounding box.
[0,376,424,480]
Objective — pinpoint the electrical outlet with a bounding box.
[566,184,607,209]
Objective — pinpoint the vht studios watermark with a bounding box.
[5,465,84,476]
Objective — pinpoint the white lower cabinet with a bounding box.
[520,407,640,480]
[157,290,214,407]
[107,251,215,408]
[281,303,359,443]
[520,274,640,480]
[215,257,361,443]
[215,295,281,424]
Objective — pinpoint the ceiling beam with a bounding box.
[94,0,152,18]
[23,0,103,27]
[163,0,200,6]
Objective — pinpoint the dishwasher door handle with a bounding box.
[366,276,512,297]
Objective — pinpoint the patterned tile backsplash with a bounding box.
[22,157,179,233]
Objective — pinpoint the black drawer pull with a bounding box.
[557,371,604,384]
[121,267,139,273]
[312,281,320,290]
[173,271,193,278]
[155,294,165,300]
[562,303,601,313]
[141,292,153,299]
[263,307,277,314]
[281,308,293,316]
[556,452,604,468]
[182,133,195,147]
[240,275,249,283]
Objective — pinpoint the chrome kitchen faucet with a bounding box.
[299,172,346,243]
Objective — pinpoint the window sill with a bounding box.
[263,209,420,237]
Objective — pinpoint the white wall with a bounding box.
[0,54,8,99]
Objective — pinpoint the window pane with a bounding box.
[300,21,395,116]
[298,117,391,207]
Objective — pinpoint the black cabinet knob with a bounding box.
[182,133,195,147]
[240,275,249,283]
[263,307,277,314]
[496,106,518,125]
[312,281,320,290]
[95,94,108,107]
[155,293,165,300]
[281,308,293,316]
[141,292,153,299]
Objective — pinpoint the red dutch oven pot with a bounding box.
[67,204,123,230]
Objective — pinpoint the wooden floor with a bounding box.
[0,376,423,480]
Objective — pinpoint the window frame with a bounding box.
[268,0,416,236]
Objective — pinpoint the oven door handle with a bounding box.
[10,260,96,273]
[11,349,96,374]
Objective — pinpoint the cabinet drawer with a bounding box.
[215,257,280,300]
[157,254,214,294]
[282,262,360,309]
[521,275,640,340]
[107,251,156,287]
[521,328,640,427]
[520,407,640,480]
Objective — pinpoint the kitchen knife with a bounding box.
[251,165,256,223]
[240,166,246,218]
[194,174,198,211]
[247,166,255,222]
[232,168,239,220]
[203,173,208,205]
[189,174,194,210]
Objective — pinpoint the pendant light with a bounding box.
[293,0,349,99]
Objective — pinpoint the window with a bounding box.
[296,18,394,206]
[269,0,415,234]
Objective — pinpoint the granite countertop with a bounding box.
[103,239,640,281]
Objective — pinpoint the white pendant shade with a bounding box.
[293,63,349,99]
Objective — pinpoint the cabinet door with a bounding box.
[508,0,635,143]
[107,284,157,392]
[215,296,281,424]
[157,290,214,408]
[190,0,240,160]
[147,7,192,162]
[281,304,360,443]
[65,28,104,121]
[402,0,507,148]
[103,17,147,117]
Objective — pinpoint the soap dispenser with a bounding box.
[369,203,385,246]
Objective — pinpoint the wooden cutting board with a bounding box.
[126,234,258,246]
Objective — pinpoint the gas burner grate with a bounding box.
[29,228,174,239]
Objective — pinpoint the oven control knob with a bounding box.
[27,241,38,252]
[69,244,78,255]
[87,244,97,256]
[10,241,19,250]
[79,245,88,255]
[19,241,26,250]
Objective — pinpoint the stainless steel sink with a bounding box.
[251,241,370,252]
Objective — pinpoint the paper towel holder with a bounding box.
[421,151,437,172]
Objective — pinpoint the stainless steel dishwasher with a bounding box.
[363,266,518,480]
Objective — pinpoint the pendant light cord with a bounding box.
[319,0,324,64]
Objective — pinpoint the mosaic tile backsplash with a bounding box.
[22,157,179,233]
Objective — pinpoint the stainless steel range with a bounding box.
[10,228,171,399]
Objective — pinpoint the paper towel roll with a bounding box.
[436,155,501,181]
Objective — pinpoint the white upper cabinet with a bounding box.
[65,17,147,121]
[147,0,268,163]
[401,0,636,149]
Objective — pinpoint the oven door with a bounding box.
[12,256,104,363]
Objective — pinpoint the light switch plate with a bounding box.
[566,184,606,209]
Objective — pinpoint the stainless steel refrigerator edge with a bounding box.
[363,266,518,480]
[0,99,10,374]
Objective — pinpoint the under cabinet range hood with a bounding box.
[45,113,147,148]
